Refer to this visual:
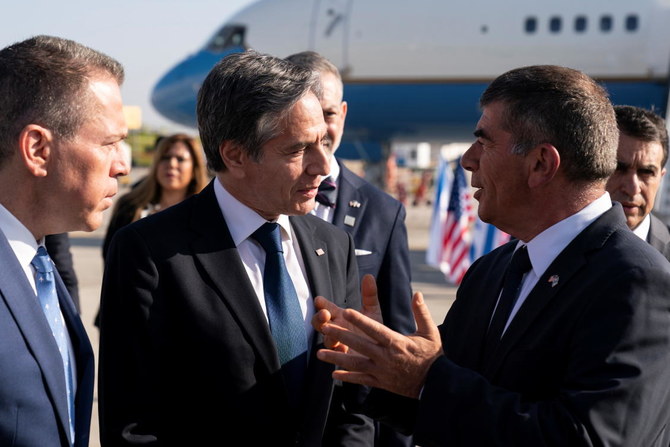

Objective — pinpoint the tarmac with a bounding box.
[70,171,457,446]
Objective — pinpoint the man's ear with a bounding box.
[340,100,348,122]
[219,140,248,178]
[18,124,53,177]
[527,143,560,189]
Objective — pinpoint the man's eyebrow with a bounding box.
[474,128,489,140]
[639,163,659,173]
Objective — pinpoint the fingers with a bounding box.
[411,292,440,340]
[361,274,384,323]
[312,296,343,332]
[317,347,375,378]
[314,295,338,313]
[320,310,396,360]
[361,274,378,306]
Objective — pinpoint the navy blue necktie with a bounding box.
[483,245,531,358]
[315,176,337,208]
[251,223,308,402]
[32,246,75,441]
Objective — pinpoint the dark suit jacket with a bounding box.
[99,181,370,446]
[0,230,94,447]
[366,204,670,446]
[648,213,670,261]
[332,161,414,335]
[45,232,80,311]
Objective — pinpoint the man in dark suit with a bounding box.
[312,65,670,446]
[606,105,670,260]
[286,51,415,447]
[0,36,129,447]
[98,51,373,446]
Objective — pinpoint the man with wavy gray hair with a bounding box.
[0,35,128,447]
[99,50,373,446]
[312,65,670,446]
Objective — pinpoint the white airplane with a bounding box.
[151,0,670,160]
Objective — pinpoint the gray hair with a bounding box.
[197,50,322,172]
[285,51,342,83]
[0,35,124,167]
[481,65,618,182]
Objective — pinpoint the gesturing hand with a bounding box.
[315,287,443,399]
[312,274,383,352]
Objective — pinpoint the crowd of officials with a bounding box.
[0,34,669,447]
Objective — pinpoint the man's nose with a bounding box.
[461,142,479,172]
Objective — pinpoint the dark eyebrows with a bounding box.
[615,161,630,170]
[639,164,659,174]
[474,128,490,141]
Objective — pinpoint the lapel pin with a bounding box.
[344,215,356,227]
[349,200,361,208]
[547,275,559,287]
[315,248,325,256]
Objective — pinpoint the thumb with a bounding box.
[361,274,383,323]
[412,292,439,341]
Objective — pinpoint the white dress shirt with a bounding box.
[213,179,315,343]
[632,213,651,241]
[311,155,340,223]
[500,192,613,334]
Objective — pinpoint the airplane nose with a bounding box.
[151,47,244,127]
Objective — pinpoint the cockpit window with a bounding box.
[205,25,247,52]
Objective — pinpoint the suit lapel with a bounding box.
[55,271,94,446]
[0,234,72,440]
[289,215,340,434]
[483,206,622,376]
[188,183,279,372]
[332,162,365,234]
[648,214,670,251]
[289,215,333,305]
[444,243,512,370]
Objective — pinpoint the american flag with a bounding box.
[439,160,476,284]
[427,156,509,284]
[426,156,453,268]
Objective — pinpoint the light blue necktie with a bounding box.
[251,223,308,404]
[32,246,75,442]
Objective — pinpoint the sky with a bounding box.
[0,0,256,134]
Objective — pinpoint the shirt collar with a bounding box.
[632,213,651,241]
[0,203,41,269]
[522,192,612,278]
[327,155,340,182]
[214,178,292,246]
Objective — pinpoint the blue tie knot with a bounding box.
[252,222,283,254]
[31,246,54,274]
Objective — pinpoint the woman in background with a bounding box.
[102,133,209,260]
[96,133,209,326]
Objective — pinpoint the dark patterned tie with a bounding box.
[32,246,75,440]
[482,245,532,359]
[251,223,308,404]
[315,176,337,208]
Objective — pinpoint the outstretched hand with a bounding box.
[312,274,383,352]
[313,277,443,399]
